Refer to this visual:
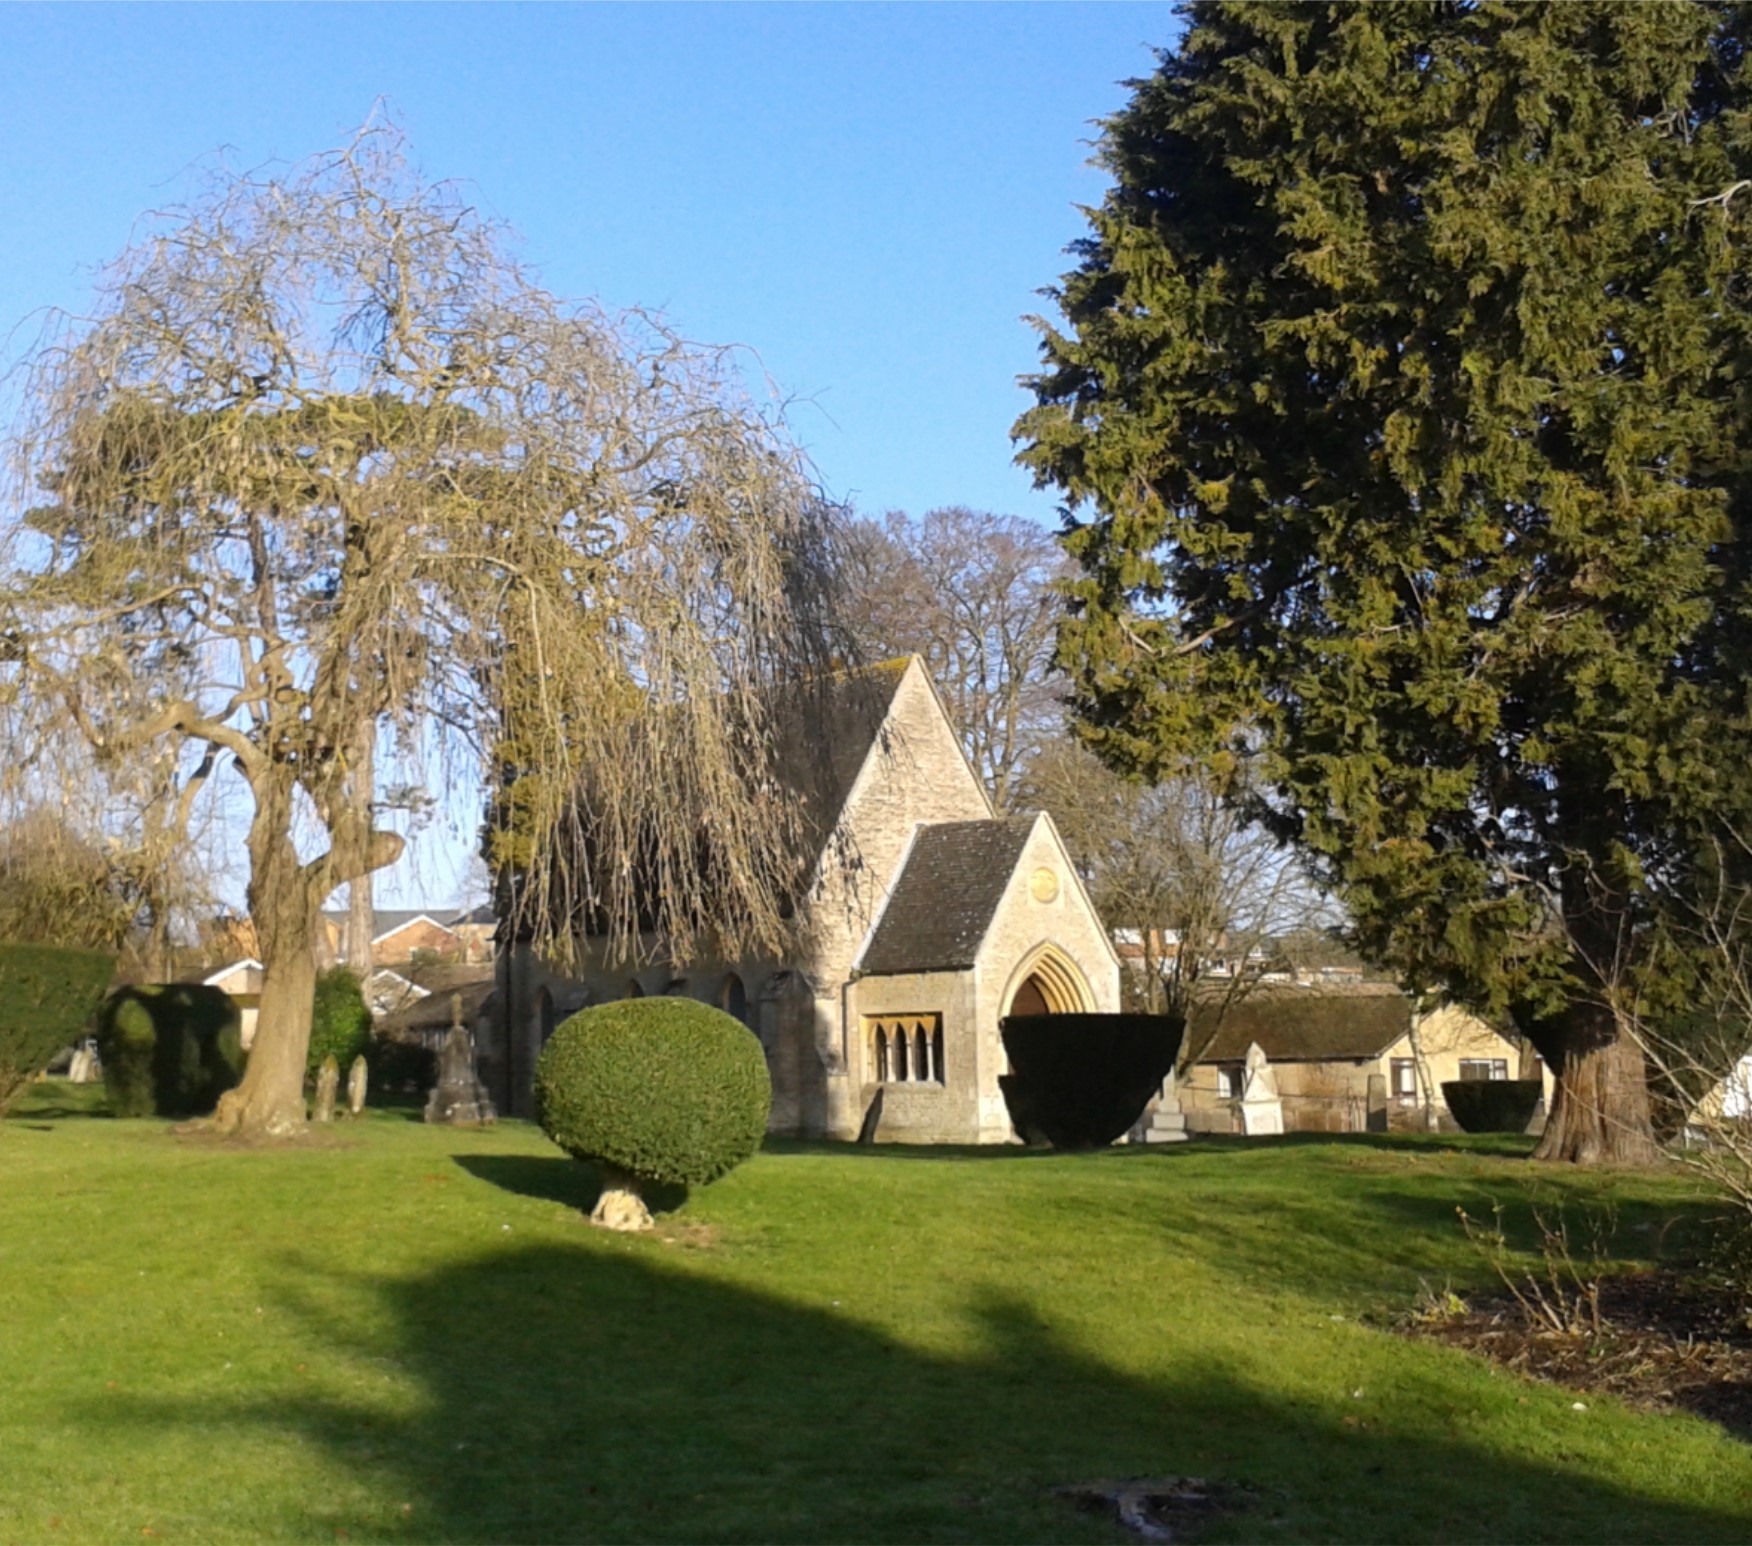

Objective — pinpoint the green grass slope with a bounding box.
[2,1082,1748,1543]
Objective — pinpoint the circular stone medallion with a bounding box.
[1029,866,1060,903]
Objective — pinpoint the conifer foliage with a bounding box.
[1017,3,1752,1161]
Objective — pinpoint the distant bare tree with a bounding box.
[1021,736,1331,1071]
[839,507,1067,812]
[1,124,844,1137]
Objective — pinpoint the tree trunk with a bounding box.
[590,1166,652,1231]
[1531,1000,1661,1164]
[212,937,315,1136]
[343,736,375,975]
[213,835,317,1138]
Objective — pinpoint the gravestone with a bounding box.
[67,1047,95,1084]
[423,993,497,1126]
[1136,1072,1189,1144]
[347,1054,368,1117]
[312,1055,339,1123]
[1238,1042,1284,1136]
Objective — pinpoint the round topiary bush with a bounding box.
[535,997,770,1228]
[309,966,373,1077]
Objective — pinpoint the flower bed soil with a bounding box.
[1411,1271,1752,1439]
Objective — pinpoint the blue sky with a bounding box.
[0,2,1179,907]
[1,2,1176,523]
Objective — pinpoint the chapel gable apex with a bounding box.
[834,655,992,833]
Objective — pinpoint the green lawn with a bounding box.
[3,1083,1749,1544]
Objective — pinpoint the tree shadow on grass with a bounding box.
[454,1152,690,1218]
[76,1235,1752,1544]
[1126,1159,1729,1310]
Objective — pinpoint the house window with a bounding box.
[864,1015,945,1087]
[1215,1062,1246,1099]
[1458,1059,1509,1082]
[1390,1058,1418,1098]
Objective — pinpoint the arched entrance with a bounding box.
[1003,944,1095,1018]
[718,972,749,1026]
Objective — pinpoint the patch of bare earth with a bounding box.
[1409,1272,1752,1439]
[1053,1476,1256,1543]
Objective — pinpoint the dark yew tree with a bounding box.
[1017,1,1752,1162]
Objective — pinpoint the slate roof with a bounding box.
[858,816,1038,976]
[1194,988,1413,1063]
[378,975,497,1035]
[768,657,914,845]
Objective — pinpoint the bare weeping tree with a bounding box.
[0,125,844,1137]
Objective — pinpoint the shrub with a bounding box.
[535,998,770,1187]
[309,967,373,1077]
[95,983,244,1118]
[1442,1078,1544,1134]
[998,1013,1184,1149]
[366,1031,437,1097]
[0,942,115,1115]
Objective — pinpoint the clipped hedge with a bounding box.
[309,967,373,1077]
[366,1032,437,1097]
[1442,1078,1543,1134]
[535,998,770,1187]
[999,1013,1184,1149]
[0,942,115,1115]
[96,983,244,1118]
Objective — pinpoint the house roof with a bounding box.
[858,815,1037,975]
[318,908,458,942]
[1194,988,1413,1063]
[378,975,497,1034]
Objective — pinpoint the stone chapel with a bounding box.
[489,656,1120,1143]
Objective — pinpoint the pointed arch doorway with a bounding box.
[1003,944,1095,1018]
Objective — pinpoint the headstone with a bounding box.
[67,1047,95,1084]
[1138,1073,1190,1143]
[347,1054,368,1117]
[313,1055,339,1123]
[1365,1072,1388,1133]
[423,993,497,1126]
[1238,1042,1285,1136]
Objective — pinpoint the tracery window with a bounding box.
[864,1014,945,1086]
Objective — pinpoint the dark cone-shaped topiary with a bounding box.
[1442,1079,1544,1135]
[999,1014,1184,1149]
[535,997,771,1228]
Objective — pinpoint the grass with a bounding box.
[2,1082,1750,1544]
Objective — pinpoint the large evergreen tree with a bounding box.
[1017,1,1752,1162]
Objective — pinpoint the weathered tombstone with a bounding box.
[313,1055,339,1123]
[1365,1072,1388,1133]
[1238,1042,1284,1136]
[423,993,497,1126]
[67,1046,95,1084]
[346,1054,368,1117]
